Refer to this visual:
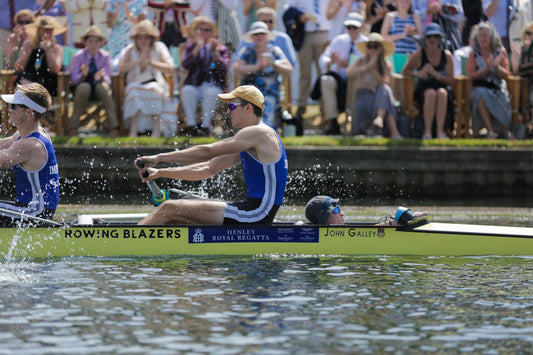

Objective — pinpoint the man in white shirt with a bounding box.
[317,12,367,134]
[287,0,331,117]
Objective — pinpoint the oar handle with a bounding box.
[137,159,168,206]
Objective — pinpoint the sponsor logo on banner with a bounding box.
[189,226,319,243]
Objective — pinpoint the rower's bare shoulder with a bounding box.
[238,123,274,139]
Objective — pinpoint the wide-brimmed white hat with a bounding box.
[356,33,395,57]
[244,21,276,43]
[343,12,363,28]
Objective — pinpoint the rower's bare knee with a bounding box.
[155,199,186,224]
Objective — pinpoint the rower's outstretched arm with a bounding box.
[135,125,267,168]
[142,154,241,182]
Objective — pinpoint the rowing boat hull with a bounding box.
[1,222,533,258]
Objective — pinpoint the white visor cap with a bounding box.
[1,91,47,114]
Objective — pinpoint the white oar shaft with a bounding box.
[0,207,61,226]
[169,188,207,199]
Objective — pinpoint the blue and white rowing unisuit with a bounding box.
[224,133,288,225]
[0,131,60,219]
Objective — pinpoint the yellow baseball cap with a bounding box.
[218,85,265,110]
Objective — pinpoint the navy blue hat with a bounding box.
[424,23,444,38]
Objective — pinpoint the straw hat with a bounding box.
[25,16,67,38]
[129,19,160,40]
[356,33,395,57]
[80,25,106,42]
[185,16,218,38]
[244,21,275,43]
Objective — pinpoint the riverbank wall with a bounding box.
[0,146,531,204]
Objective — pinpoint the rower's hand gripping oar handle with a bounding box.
[136,159,169,206]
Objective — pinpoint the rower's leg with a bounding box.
[138,199,226,225]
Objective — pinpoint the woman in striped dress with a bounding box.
[380,0,421,55]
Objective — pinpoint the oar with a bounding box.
[168,188,207,199]
[0,207,62,226]
[136,159,169,206]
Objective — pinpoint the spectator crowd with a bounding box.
[2,0,533,140]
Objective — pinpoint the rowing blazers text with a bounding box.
[64,229,182,239]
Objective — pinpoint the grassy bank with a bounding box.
[52,135,533,148]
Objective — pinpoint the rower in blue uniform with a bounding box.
[135,85,288,225]
[0,83,59,226]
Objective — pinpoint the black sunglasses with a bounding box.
[426,34,441,39]
[526,30,533,35]
[17,20,33,25]
[197,27,213,32]
[346,26,359,30]
[10,104,26,110]
[367,43,381,49]
[262,20,274,24]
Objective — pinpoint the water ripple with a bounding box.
[0,256,531,353]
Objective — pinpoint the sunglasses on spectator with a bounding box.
[346,26,359,30]
[367,43,381,50]
[10,104,26,110]
[197,27,213,32]
[228,102,244,111]
[332,206,341,214]
[526,30,533,36]
[17,20,32,25]
[426,34,441,39]
[262,20,274,24]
